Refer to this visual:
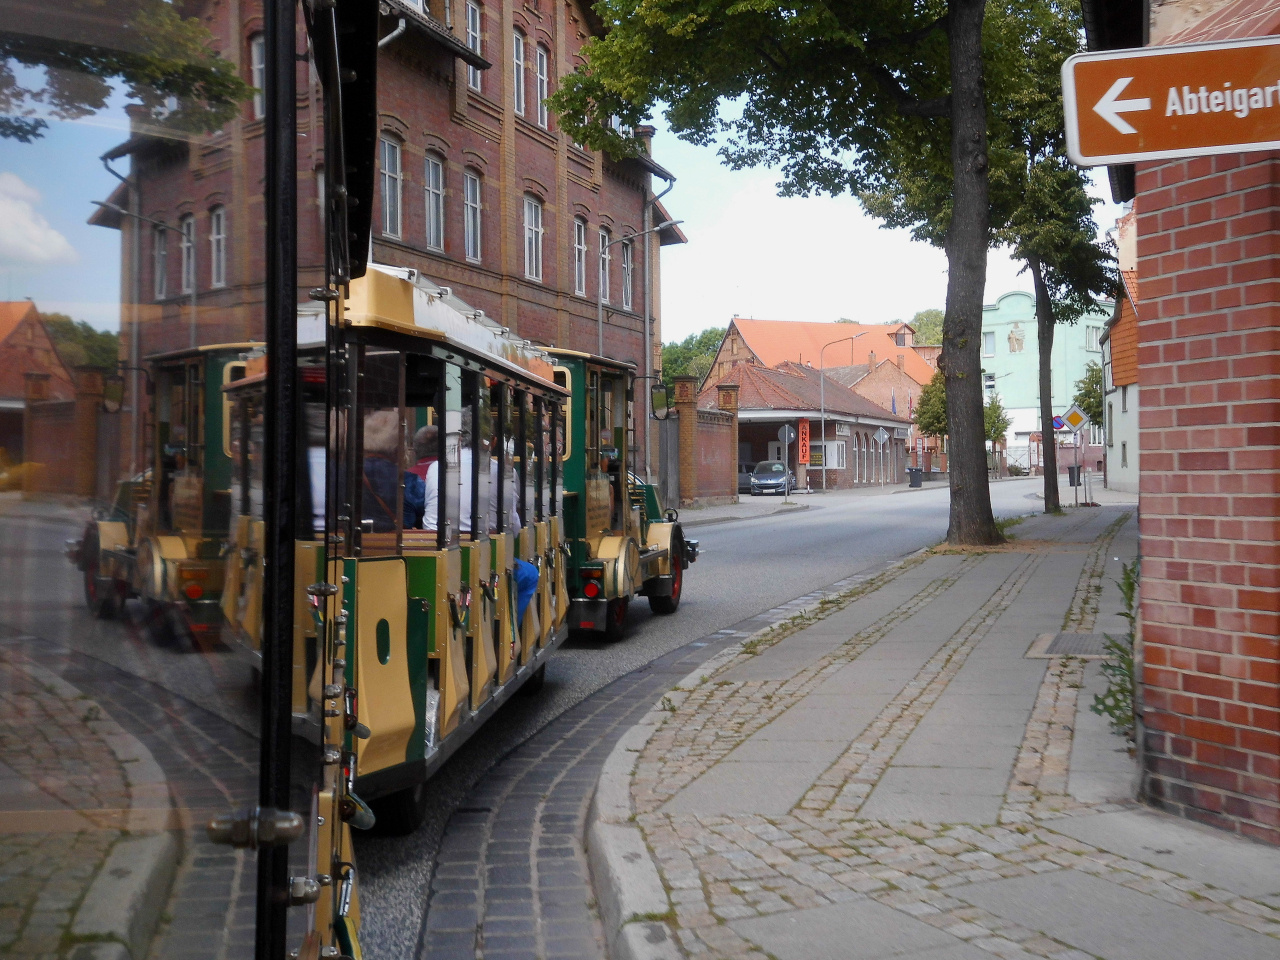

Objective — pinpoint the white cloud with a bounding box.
[0,171,78,267]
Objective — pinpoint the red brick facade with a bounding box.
[1135,152,1280,844]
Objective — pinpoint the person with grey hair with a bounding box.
[361,409,425,532]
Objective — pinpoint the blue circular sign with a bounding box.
[1052,416,1065,430]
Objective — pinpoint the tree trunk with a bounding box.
[940,0,1002,545]
[1029,258,1061,513]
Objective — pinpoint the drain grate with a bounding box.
[1045,632,1110,657]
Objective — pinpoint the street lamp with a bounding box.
[597,219,682,357]
[818,333,866,492]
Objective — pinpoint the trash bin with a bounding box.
[908,467,923,488]
[1067,465,1080,487]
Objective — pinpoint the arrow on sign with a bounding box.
[1093,77,1151,134]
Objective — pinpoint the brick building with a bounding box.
[0,302,76,463]
[1085,0,1280,843]
[95,0,682,472]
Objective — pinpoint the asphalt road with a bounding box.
[355,479,1048,957]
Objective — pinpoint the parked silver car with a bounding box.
[750,460,795,495]
[738,462,756,493]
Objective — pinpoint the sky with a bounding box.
[647,121,1126,345]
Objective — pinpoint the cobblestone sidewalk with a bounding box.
[0,649,177,960]
[594,507,1280,960]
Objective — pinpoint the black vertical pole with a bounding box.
[258,0,298,957]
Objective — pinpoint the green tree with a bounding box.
[0,2,251,141]
[910,309,944,345]
[991,0,1115,514]
[40,313,120,370]
[1073,360,1104,429]
[984,393,1011,445]
[913,370,948,439]
[550,0,1040,544]
[661,327,726,387]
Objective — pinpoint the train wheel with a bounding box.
[370,781,429,836]
[648,534,683,615]
[604,597,628,643]
[82,529,118,620]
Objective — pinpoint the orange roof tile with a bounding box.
[699,362,908,422]
[0,301,38,346]
[1157,0,1280,44]
[729,318,936,386]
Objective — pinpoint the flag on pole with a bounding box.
[891,388,897,415]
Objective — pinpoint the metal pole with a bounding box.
[643,176,674,485]
[818,333,864,493]
[1074,430,1080,508]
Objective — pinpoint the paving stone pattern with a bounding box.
[630,509,1280,959]
[420,565,909,960]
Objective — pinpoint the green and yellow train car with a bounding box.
[550,350,697,641]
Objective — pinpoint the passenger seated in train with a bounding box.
[362,409,425,531]
[414,414,539,624]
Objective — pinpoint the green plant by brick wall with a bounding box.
[1091,558,1139,739]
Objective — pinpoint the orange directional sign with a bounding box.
[1063,36,1280,166]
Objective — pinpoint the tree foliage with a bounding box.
[1073,360,1104,429]
[913,370,948,438]
[909,308,944,345]
[0,2,251,141]
[40,313,120,370]
[661,327,726,387]
[984,393,1011,445]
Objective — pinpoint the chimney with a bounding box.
[868,350,876,367]
[897,354,905,370]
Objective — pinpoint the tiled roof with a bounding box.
[0,301,38,346]
[823,363,870,388]
[1157,0,1280,43]
[729,318,936,386]
[699,362,908,422]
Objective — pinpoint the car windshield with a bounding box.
[754,462,786,476]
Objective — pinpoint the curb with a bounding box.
[679,502,809,529]
[16,659,180,960]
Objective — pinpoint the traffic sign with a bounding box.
[1063,405,1090,433]
[777,424,796,445]
[1052,416,1066,430]
[1063,36,1280,166]
[874,427,889,447]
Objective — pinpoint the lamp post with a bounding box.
[597,219,681,357]
[818,333,866,492]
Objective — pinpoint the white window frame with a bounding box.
[465,2,483,91]
[523,194,543,281]
[463,171,482,262]
[250,34,265,119]
[209,206,226,288]
[1086,325,1101,351]
[982,330,995,357]
[380,137,402,238]
[424,154,445,251]
[179,214,196,294]
[535,45,550,128]
[572,218,587,296]
[1107,402,1114,446]
[811,440,846,470]
[153,225,168,300]
[620,239,633,310]
[599,227,611,304]
[983,373,995,401]
[512,31,526,116]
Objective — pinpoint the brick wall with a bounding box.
[1135,152,1280,844]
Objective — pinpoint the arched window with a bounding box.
[572,217,587,296]
[380,136,402,238]
[249,34,265,119]
[523,194,543,281]
[464,170,482,261]
[598,227,611,304]
[179,214,196,294]
[535,45,550,128]
[424,153,445,251]
[209,206,226,288]
[465,3,483,91]
[512,30,526,116]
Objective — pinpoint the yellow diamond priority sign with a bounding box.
[1062,405,1090,433]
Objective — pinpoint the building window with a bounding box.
[599,227,611,304]
[1121,384,1128,413]
[1107,402,1114,446]
[465,2,483,91]
[620,239,633,310]
[573,217,587,296]
[463,171,482,262]
[1089,423,1104,445]
[895,332,906,347]
[179,214,196,294]
[209,206,226,288]
[982,330,995,357]
[153,225,168,300]
[811,440,846,470]
[249,33,265,119]
[380,137,402,238]
[523,194,543,281]
[535,45,550,128]
[1086,325,1101,351]
[512,31,526,116]
[424,154,445,251]
[1121,441,1128,468]
[983,373,995,401]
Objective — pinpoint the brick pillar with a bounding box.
[716,382,740,502]
[1136,153,1280,844]
[673,375,697,506]
[72,367,105,497]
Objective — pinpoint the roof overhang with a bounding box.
[382,0,490,69]
[736,409,905,426]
